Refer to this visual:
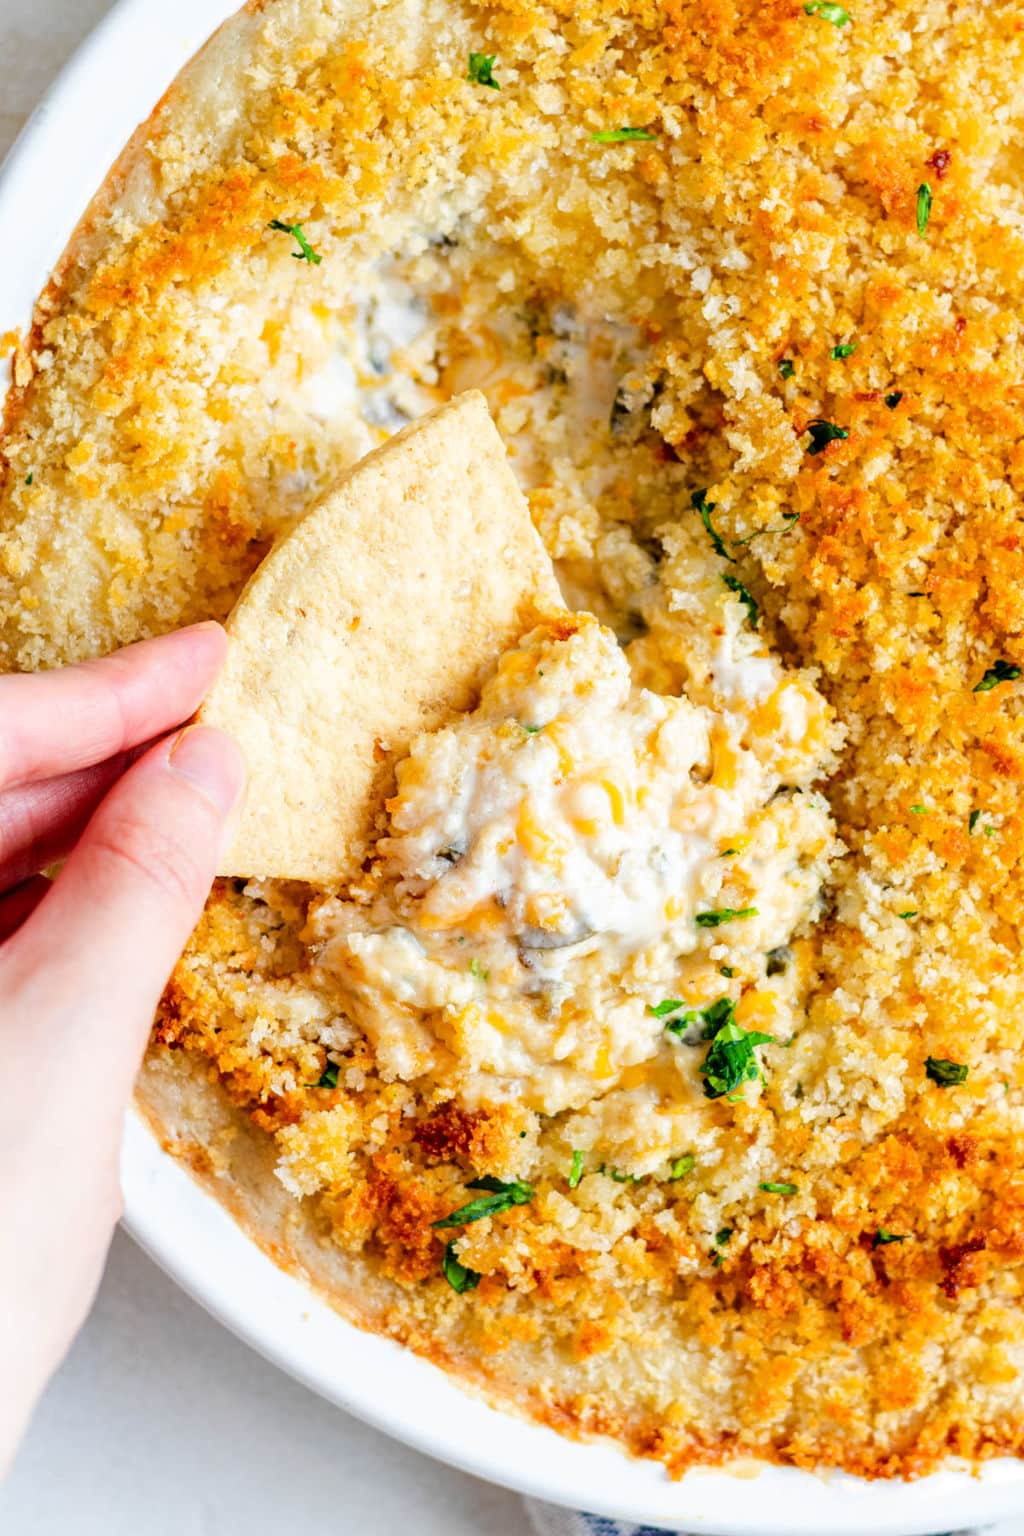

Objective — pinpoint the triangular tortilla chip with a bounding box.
[199,391,563,885]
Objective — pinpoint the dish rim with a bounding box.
[3,2,1024,1528]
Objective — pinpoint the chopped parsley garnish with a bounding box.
[885,391,903,409]
[830,342,857,359]
[733,512,800,547]
[521,723,542,734]
[760,1181,797,1195]
[701,1014,775,1101]
[467,51,500,89]
[691,489,734,563]
[720,965,736,978]
[925,1056,969,1088]
[803,1,850,23]
[805,418,849,455]
[469,957,490,981]
[568,1150,585,1189]
[969,809,982,833]
[600,1164,644,1184]
[695,906,759,928]
[267,219,322,265]
[873,1228,907,1248]
[591,127,657,143]
[973,659,1021,693]
[697,996,737,1033]
[24,473,33,486]
[441,1240,480,1293]
[317,1063,339,1089]
[661,994,735,1042]
[916,181,933,237]
[670,1154,696,1180]
[898,910,918,921]
[647,997,686,1018]
[722,573,760,628]
[676,996,734,1039]
[710,1230,732,1266]
[984,824,998,838]
[910,804,928,815]
[432,1176,534,1228]
[778,358,795,379]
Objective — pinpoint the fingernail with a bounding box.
[168,726,246,821]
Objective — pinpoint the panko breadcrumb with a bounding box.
[5,0,1024,1480]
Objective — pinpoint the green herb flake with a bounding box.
[698,997,737,1035]
[599,1164,643,1184]
[432,1176,534,1228]
[691,489,734,563]
[661,994,736,1042]
[715,1227,733,1246]
[469,957,490,982]
[984,824,998,838]
[734,512,801,548]
[467,51,500,88]
[720,965,736,978]
[760,1181,798,1195]
[910,804,928,815]
[568,1150,585,1189]
[969,809,982,833]
[898,910,918,921]
[805,418,850,455]
[830,342,857,359]
[441,1239,481,1294]
[669,1154,696,1180]
[647,998,686,1018]
[973,659,1022,693]
[317,1063,339,1089]
[24,473,33,486]
[778,358,795,380]
[722,573,760,629]
[803,0,850,23]
[885,391,904,409]
[521,723,542,734]
[873,1228,908,1248]
[701,1017,775,1101]
[695,906,759,928]
[267,218,323,265]
[591,126,657,143]
[925,1056,969,1088]
[916,181,933,237]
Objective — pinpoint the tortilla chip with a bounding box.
[199,391,563,885]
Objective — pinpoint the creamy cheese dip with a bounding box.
[309,611,840,1132]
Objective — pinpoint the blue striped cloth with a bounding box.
[523,1500,994,1536]
[526,1506,683,1536]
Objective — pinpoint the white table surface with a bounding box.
[0,6,530,1531]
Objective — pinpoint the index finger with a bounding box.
[0,622,228,791]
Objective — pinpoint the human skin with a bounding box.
[0,623,245,1473]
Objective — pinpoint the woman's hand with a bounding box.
[0,623,245,1473]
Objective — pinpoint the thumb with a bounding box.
[1,726,246,1105]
